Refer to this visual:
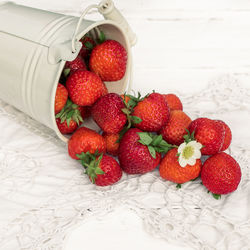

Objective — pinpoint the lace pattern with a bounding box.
[0,75,249,250]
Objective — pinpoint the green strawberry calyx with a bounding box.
[118,92,149,141]
[55,99,83,127]
[207,190,222,200]
[137,132,177,159]
[76,151,105,184]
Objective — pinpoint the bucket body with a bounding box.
[0,2,132,141]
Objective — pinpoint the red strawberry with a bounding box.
[66,70,107,106]
[201,152,241,197]
[56,118,79,134]
[163,94,183,111]
[118,128,173,174]
[91,93,127,134]
[132,93,170,132]
[215,120,232,151]
[55,100,84,134]
[80,36,96,59]
[81,106,92,119]
[54,83,68,114]
[159,148,202,184]
[89,40,127,81]
[68,127,106,159]
[92,155,122,186]
[102,132,120,156]
[160,110,192,145]
[189,118,225,155]
[64,56,87,76]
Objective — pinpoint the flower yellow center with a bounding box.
[182,146,194,159]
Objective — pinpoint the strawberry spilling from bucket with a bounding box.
[54,83,68,114]
[55,100,84,134]
[89,40,127,81]
[64,56,87,77]
[66,70,107,106]
[52,30,242,199]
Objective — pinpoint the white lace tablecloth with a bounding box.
[0,76,249,250]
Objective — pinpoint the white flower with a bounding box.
[177,141,202,167]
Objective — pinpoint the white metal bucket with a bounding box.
[0,0,136,142]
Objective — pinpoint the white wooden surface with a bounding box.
[6,1,250,249]
[12,0,250,95]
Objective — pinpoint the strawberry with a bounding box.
[215,120,232,151]
[80,36,96,59]
[89,40,127,81]
[55,100,84,134]
[201,152,241,198]
[66,70,107,106]
[159,148,202,184]
[118,128,173,174]
[91,93,127,134]
[81,106,92,119]
[56,118,79,134]
[64,56,87,77]
[54,83,68,114]
[80,153,122,186]
[132,93,170,132]
[188,118,225,155]
[102,132,120,156]
[160,110,192,145]
[68,127,106,159]
[163,94,183,111]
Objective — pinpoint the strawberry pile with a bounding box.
[55,31,241,200]
[54,31,127,134]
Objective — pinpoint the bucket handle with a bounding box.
[71,0,137,53]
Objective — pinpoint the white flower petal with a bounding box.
[193,149,201,159]
[188,141,202,150]
[178,142,186,154]
[187,157,196,166]
[196,142,203,150]
[186,141,196,147]
[179,157,188,167]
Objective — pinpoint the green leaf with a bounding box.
[67,110,75,119]
[55,112,62,119]
[138,140,147,145]
[63,68,71,77]
[127,99,137,108]
[212,193,221,200]
[137,132,153,145]
[96,154,103,166]
[118,126,129,142]
[131,116,142,124]
[95,167,105,175]
[148,145,156,159]
[84,41,94,49]
[176,184,182,189]
[121,108,130,115]
[98,31,106,44]
[66,117,71,127]
[159,140,172,147]
[76,153,83,160]
[191,130,195,141]
[151,134,163,146]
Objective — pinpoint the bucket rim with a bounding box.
[50,19,132,143]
